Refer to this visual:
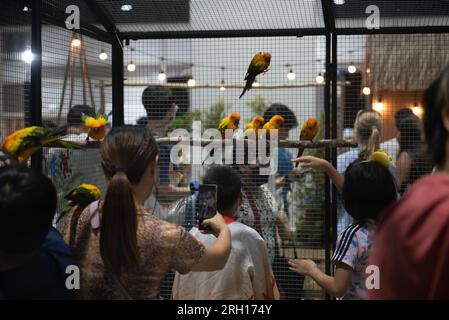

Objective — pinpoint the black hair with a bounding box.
[343,160,396,223]
[423,67,449,167]
[67,104,95,126]
[397,116,422,152]
[0,166,56,254]
[202,165,241,214]
[395,108,416,129]
[263,103,298,129]
[142,86,174,120]
[136,116,148,126]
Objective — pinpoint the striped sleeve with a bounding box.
[332,224,362,269]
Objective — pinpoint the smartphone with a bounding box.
[197,184,217,231]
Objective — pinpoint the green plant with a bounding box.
[247,96,270,117]
[168,98,229,131]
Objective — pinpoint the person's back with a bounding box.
[0,166,73,299]
[173,166,279,300]
[68,203,205,299]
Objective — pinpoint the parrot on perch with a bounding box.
[1,125,82,165]
[295,118,320,167]
[245,115,265,136]
[218,112,241,135]
[83,113,109,141]
[239,52,272,99]
[262,115,285,138]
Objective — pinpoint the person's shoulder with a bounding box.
[231,222,264,242]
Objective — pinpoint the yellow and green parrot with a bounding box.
[57,183,101,223]
[245,115,265,136]
[1,126,82,165]
[239,52,272,99]
[218,112,241,135]
[295,117,320,167]
[262,115,284,138]
[82,113,109,141]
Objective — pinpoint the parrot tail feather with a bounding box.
[239,77,255,99]
[295,147,305,168]
[48,125,68,138]
[53,139,84,150]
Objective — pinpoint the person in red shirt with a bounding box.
[368,66,449,299]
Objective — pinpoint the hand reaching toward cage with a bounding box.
[288,259,318,277]
[291,156,344,193]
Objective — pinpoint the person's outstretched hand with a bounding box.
[288,259,318,276]
[291,156,328,169]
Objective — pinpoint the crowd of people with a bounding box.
[2,64,449,300]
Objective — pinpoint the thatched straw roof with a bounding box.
[363,34,449,91]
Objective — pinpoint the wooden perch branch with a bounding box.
[102,82,324,89]
[47,138,356,149]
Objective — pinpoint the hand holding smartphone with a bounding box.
[195,184,218,232]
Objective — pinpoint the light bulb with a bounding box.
[366,68,371,74]
[187,79,196,87]
[334,0,345,4]
[23,6,29,12]
[99,50,108,60]
[252,81,260,87]
[71,38,81,48]
[127,62,136,72]
[412,105,423,117]
[121,4,133,11]
[348,65,357,74]
[21,49,33,64]
[287,69,296,81]
[373,101,384,112]
[158,71,167,81]
[362,87,371,95]
[315,73,324,84]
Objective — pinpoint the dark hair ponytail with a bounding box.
[100,171,139,274]
[100,125,158,274]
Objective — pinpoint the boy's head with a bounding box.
[202,165,242,217]
[142,86,176,121]
[0,166,57,255]
[343,160,396,222]
[67,104,95,127]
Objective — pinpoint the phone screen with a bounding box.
[197,184,217,231]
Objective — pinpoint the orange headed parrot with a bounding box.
[1,125,82,165]
[245,115,265,136]
[262,115,284,138]
[295,117,320,167]
[239,52,272,99]
[57,183,101,223]
[82,113,109,141]
[218,112,241,135]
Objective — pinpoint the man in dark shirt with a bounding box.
[0,166,73,299]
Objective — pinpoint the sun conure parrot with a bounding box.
[295,118,320,167]
[1,125,82,165]
[365,149,392,168]
[245,115,265,136]
[262,115,284,138]
[239,52,272,99]
[57,183,101,223]
[82,113,109,141]
[218,112,241,136]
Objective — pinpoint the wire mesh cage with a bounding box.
[1,0,449,300]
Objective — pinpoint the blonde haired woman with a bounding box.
[292,110,396,233]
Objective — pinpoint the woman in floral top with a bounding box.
[62,126,231,299]
[289,156,396,299]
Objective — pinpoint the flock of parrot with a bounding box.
[0,51,320,217]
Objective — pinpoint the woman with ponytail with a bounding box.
[62,126,231,299]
